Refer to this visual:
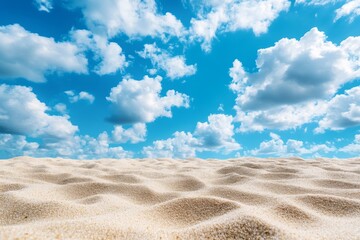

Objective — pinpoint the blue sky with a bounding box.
[1,0,360,159]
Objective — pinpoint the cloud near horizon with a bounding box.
[143,114,241,158]
[247,132,335,157]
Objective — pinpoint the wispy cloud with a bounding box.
[65,90,95,104]
[139,43,196,80]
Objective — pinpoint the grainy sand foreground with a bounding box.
[0,157,359,240]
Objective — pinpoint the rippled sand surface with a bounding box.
[0,157,359,239]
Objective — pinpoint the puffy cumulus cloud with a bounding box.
[194,114,241,152]
[188,0,290,51]
[64,0,184,39]
[65,90,95,104]
[0,84,78,140]
[341,36,360,71]
[142,114,241,158]
[234,28,356,109]
[230,28,360,131]
[247,132,335,156]
[340,133,360,154]
[71,29,127,75]
[112,123,147,143]
[34,0,53,12]
[296,0,360,22]
[142,131,198,158]
[316,86,360,133]
[138,43,197,80]
[0,24,87,82]
[107,76,190,124]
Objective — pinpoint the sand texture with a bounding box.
[0,157,359,239]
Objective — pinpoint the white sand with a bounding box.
[0,157,359,239]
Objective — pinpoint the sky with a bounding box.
[0,0,360,159]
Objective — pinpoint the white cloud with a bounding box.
[194,114,241,153]
[64,0,184,39]
[107,75,190,124]
[188,0,290,51]
[34,0,53,12]
[142,131,198,158]
[71,29,127,75]
[296,0,360,22]
[229,59,248,93]
[112,123,147,143]
[235,102,327,132]
[0,131,133,160]
[65,90,95,104]
[0,24,87,82]
[0,134,39,157]
[295,0,336,5]
[335,0,360,21]
[248,132,286,155]
[230,27,360,131]
[316,86,360,133]
[0,84,127,159]
[340,133,360,154]
[138,43,197,80]
[75,132,133,159]
[143,114,241,158]
[54,103,67,114]
[148,68,158,75]
[247,132,335,156]
[0,84,78,140]
[0,85,134,159]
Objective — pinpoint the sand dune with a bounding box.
[0,157,359,239]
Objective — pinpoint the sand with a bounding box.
[0,157,359,239]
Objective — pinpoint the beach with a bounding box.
[0,157,359,239]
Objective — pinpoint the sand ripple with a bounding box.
[0,157,359,239]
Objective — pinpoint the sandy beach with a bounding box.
[0,157,359,239]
